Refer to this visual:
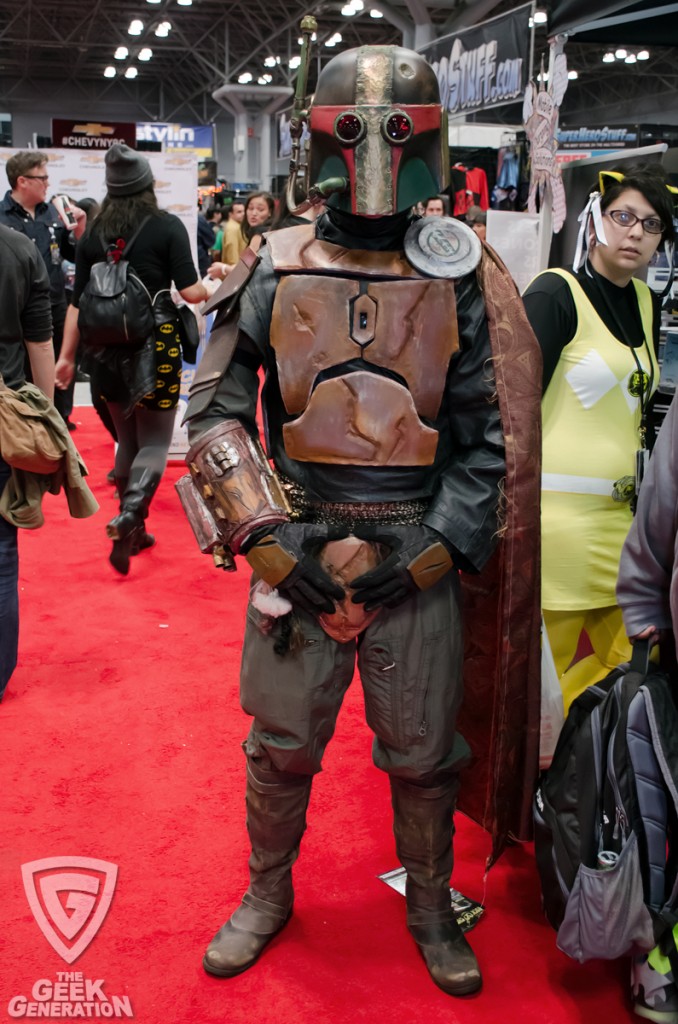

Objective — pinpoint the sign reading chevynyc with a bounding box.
[51,120,136,149]
[420,3,532,116]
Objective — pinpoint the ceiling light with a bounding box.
[625,53,637,63]
[341,4,355,14]
[263,56,279,68]
[257,74,273,84]
[155,21,172,36]
[637,50,650,60]
[325,32,342,47]
[125,67,138,78]
[177,0,193,5]
[533,8,548,24]
[615,48,627,59]
[238,72,253,83]
[103,66,116,78]
[145,0,161,4]
[537,71,549,82]
[128,19,144,35]
[369,9,383,17]
[602,52,615,62]
[139,47,153,61]
[289,56,301,69]
[297,33,317,43]
[114,46,129,60]
[567,69,578,79]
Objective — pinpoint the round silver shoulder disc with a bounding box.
[404,216,482,278]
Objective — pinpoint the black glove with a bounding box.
[350,525,454,612]
[245,522,347,616]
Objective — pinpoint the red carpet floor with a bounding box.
[1,407,633,1023]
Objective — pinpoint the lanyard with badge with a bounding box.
[591,271,654,512]
[628,341,653,509]
[48,223,61,265]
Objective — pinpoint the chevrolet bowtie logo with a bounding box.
[72,123,115,136]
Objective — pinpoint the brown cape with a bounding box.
[457,244,542,865]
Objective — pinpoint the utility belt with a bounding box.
[283,477,429,528]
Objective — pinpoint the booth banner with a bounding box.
[557,125,640,150]
[51,120,136,149]
[420,3,532,116]
[556,151,592,164]
[136,122,214,158]
[0,147,198,265]
[0,146,200,455]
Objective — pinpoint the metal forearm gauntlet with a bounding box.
[186,420,291,555]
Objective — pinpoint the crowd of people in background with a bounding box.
[196,188,482,286]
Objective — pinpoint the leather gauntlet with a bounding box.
[186,420,291,555]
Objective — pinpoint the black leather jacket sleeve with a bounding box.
[423,269,505,573]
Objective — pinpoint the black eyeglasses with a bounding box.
[22,174,49,181]
[605,209,664,235]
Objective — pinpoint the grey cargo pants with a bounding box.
[240,571,470,782]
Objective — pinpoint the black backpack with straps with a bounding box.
[78,216,155,348]
[533,640,678,967]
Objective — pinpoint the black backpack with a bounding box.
[533,640,678,965]
[78,217,155,348]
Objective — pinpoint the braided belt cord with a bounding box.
[281,478,429,528]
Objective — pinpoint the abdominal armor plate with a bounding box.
[283,371,439,465]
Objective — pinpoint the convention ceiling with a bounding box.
[0,1,674,126]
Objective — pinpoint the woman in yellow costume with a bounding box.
[523,164,677,711]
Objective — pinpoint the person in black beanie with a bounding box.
[56,144,208,574]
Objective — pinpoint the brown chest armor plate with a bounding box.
[267,226,459,466]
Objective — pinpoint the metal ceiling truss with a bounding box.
[0,0,673,129]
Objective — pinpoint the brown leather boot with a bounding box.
[203,758,312,977]
[391,776,481,996]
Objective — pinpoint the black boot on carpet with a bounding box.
[391,775,482,997]
[130,529,155,556]
[107,469,160,575]
[203,758,311,978]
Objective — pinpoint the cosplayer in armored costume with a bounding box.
[182,33,541,997]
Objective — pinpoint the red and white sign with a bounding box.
[21,857,118,964]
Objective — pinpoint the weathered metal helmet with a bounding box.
[309,45,449,217]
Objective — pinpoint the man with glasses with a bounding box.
[0,151,85,429]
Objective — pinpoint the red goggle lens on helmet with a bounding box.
[382,111,413,144]
[334,112,366,145]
